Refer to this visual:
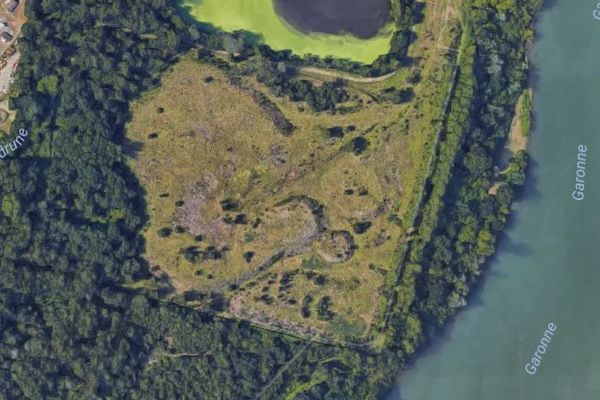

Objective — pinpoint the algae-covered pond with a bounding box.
[181,0,395,63]
[274,0,390,39]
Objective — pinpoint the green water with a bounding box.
[180,0,394,63]
[389,1,600,399]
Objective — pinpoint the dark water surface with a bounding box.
[388,0,600,399]
[273,0,391,38]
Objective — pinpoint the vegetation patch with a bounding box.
[126,47,451,340]
[1,0,541,397]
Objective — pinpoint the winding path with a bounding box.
[299,66,397,83]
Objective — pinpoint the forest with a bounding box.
[0,0,541,398]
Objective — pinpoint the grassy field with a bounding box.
[181,0,394,63]
[127,0,463,342]
[127,55,414,339]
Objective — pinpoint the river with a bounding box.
[388,0,600,399]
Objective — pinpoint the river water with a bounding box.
[389,1,600,399]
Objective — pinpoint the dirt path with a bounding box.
[253,337,316,400]
[147,352,204,366]
[199,47,397,84]
[299,66,397,83]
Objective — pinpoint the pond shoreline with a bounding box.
[179,0,395,63]
[272,0,391,39]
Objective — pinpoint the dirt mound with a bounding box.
[315,230,355,263]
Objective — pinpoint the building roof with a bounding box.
[5,0,18,13]
[0,32,13,42]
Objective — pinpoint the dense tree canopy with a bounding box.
[0,0,541,398]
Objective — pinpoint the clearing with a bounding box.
[127,0,463,343]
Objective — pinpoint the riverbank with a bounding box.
[508,89,532,153]
[392,0,600,398]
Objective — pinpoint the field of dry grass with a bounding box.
[126,0,463,341]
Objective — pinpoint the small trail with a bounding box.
[147,352,204,366]
[299,66,397,83]
[253,337,315,400]
[380,26,467,333]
